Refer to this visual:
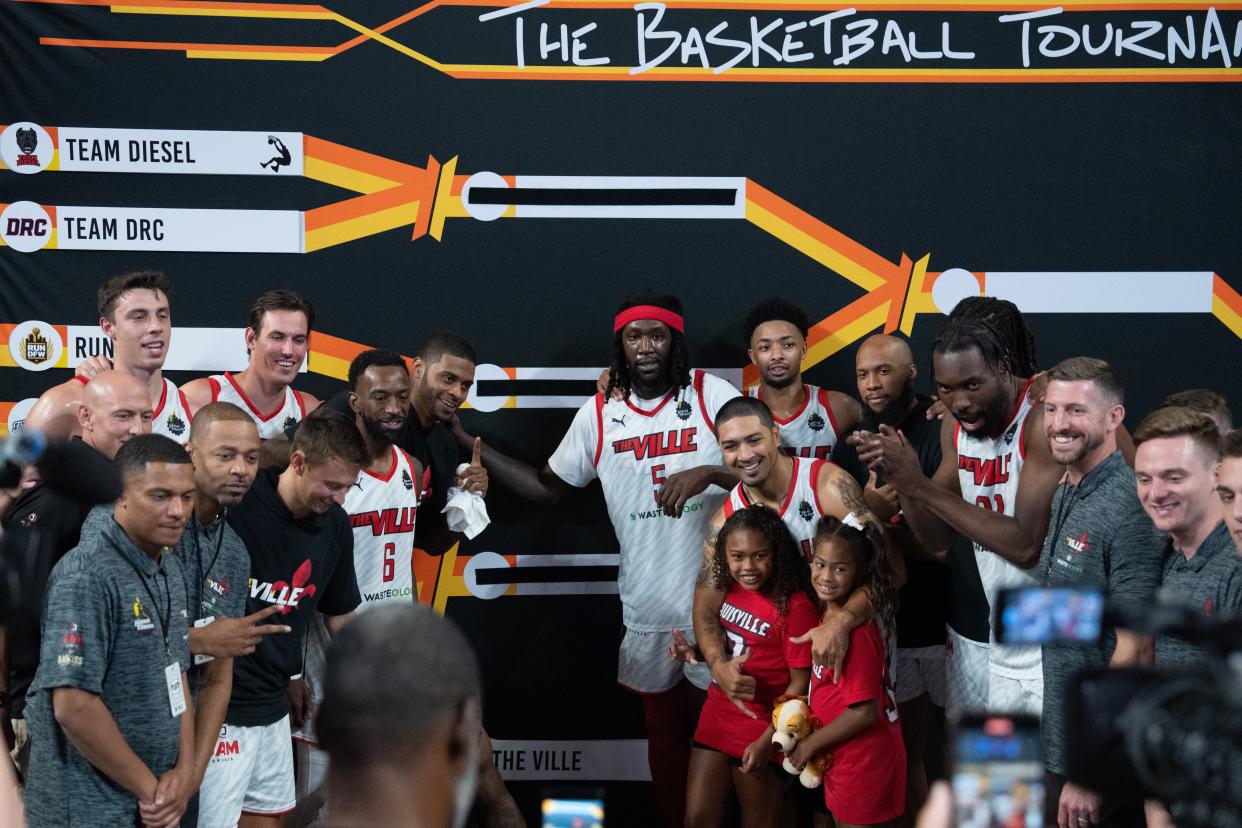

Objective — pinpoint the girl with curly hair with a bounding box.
[787,514,906,828]
[685,505,819,827]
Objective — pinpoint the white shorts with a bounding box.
[945,628,990,717]
[618,626,710,694]
[293,738,330,821]
[197,716,296,827]
[987,671,1043,716]
[895,645,948,706]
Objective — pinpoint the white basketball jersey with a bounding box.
[748,384,840,460]
[150,379,193,444]
[955,379,1040,677]
[298,446,419,740]
[549,370,739,632]
[722,457,829,562]
[207,372,306,439]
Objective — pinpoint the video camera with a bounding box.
[997,586,1242,828]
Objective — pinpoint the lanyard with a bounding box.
[1042,475,1077,584]
[113,539,173,660]
[189,511,226,609]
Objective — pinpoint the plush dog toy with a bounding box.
[770,695,831,788]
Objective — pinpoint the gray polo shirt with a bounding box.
[81,504,250,692]
[1038,450,1163,775]
[1156,522,1242,667]
[24,518,192,827]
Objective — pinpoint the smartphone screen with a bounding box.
[953,714,1044,828]
[995,586,1105,645]
[541,797,604,828]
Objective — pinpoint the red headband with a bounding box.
[613,305,685,333]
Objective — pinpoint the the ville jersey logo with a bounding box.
[350,507,416,536]
[612,427,698,460]
[958,453,1012,487]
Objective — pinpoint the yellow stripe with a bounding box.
[1212,294,1242,341]
[746,200,884,292]
[549,0,1240,5]
[329,13,444,71]
[429,155,458,242]
[111,6,333,18]
[187,49,329,60]
[307,351,350,381]
[303,157,401,194]
[304,200,422,252]
[898,253,934,335]
[803,302,891,368]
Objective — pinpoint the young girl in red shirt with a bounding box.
[787,514,906,828]
[685,505,821,828]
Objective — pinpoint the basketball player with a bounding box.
[858,302,1063,715]
[457,294,739,828]
[25,270,194,443]
[683,397,894,709]
[291,349,422,807]
[182,290,320,437]
[744,298,861,459]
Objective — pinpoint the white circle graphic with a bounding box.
[463,551,511,600]
[0,201,53,253]
[930,268,983,315]
[8,320,63,371]
[0,122,53,174]
[7,398,38,434]
[461,172,510,222]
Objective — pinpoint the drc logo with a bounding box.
[0,201,54,253]
[0,122,53,174]
[8,321,63,372]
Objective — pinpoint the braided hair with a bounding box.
[812,516,899,651]
[709,505,816,617]
[945,296,1038,377]
[605,293,692,400]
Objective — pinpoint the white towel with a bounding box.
[440,462,491,539]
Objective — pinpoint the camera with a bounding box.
[996,586,1242,828]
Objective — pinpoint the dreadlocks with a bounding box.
[709,505,816,617]
[946,296,1038,377]
[605,293,692,400]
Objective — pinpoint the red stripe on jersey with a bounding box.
[694,370,715,431]
[224,372,286,422]
[294,390,309,418]
[810,459,831,518]
[819,387,840,438]
[178,390,194,423]
[763,384,811,426]
[723,497,738,519]
[775,457,800,518]
[625,389,675,418]
[363,445,400,482]
[152,378,169,419]
[208,376,221,403]
[592,393,605,468]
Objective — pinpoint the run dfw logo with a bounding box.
[249,559,316,613]
[612,427,698,460]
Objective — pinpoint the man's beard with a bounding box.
[763,371,798,391]
[865,381,917,429]
[360,413,397,446]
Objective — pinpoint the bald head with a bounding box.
[855,335,917,425]
[78,371,153,459]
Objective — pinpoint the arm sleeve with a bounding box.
[701,373,742,421]
[37,566,113,694]
[547,398,602,488]
[317,517,362,616]
[836,624,883,707]
[783,593,820,670]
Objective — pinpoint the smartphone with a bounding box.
[952,713,1044,828]
[541,795,604,828]
[995,586,1105,646]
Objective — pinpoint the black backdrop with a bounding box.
[2,0,1240,821]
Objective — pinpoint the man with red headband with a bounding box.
[453,294,739,828]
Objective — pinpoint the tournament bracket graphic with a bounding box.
[5,118,1242,623]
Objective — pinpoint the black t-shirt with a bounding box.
[1,482,96,716]
[225,468,360,727]
[317,391,460,551]
[831,396,976,647]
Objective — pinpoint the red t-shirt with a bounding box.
[808,620,906,823]
[693,585,818,758]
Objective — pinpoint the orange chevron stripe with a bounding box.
[40,37,335,54]
[303,182,430,231]
[304,136,428,185]
[1214,274,1242,316]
